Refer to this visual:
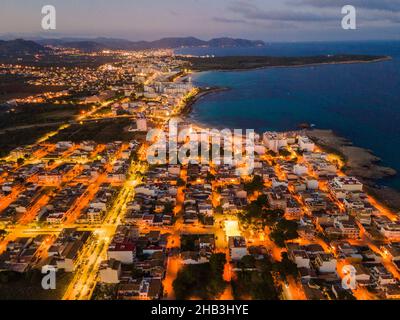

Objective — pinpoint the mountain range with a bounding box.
[0,39,51,55]
[0,37,265,55]
[37,36,265,51]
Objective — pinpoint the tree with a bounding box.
[206,171,215,182]
[209,253,226,274]
[239,255,256,270]
[254,194,269,208]
[267,150,277,157]
[270,230,286,247]
[177,178,186,187]
[16,157,25,166]
[276,219,299,240]
[232,258,279,300]
[172,253,227,299]
[270,218,299,247]
[162,201,174,215]
[244,175,264,193]
[276,252,298,281]
[279,149,291,158]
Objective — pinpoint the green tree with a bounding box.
[279,149,291,158]
[16,157,25,166]
[276,252,298,281]
[244,175,264,193]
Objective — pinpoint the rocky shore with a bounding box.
[306,129,400,212]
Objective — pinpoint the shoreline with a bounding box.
[181,56,392,73]
[182,88,400,212]
[180,86,230,116]
[306,129,400,212]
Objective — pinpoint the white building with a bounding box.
[136,117,148,131]
[298,136,315,152]
[228,236,248,261]
[263,132,288,153]
[314,253,337,273]
[331,176,363,192]
[290,250,310,269]
[306,179,319,190]
[99,259,121,284]
[293,164,308,176]
[380,223,400,240]
[108,243,136,264]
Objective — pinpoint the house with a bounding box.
[314,253,337,273]
[290,250,310,269]
[180,252,209,264]
[99,259,122,284]
[228,236,248,261]
[380,222,400,240]
[56,240,84,272]
[117,278,162,300]
[108,243,136,265]
[383,284,400,299]
[298,136,315,152]
[334,219,360,239]
[370,264,396,287]
[354,264,371,286]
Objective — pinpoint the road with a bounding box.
[62,161,145,300]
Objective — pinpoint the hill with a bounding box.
[0,39,51,56]
[36,36,265,51]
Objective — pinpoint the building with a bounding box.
[380,222,400,240]
[314,253,337,273]
[108,242,136,265]
[99,259,122,284]
[228,236,248,261]
[298,136,315,152]
[290,250,310,269]
[136,117,148,131]
[56,240,85,272]
[263,132,288,153]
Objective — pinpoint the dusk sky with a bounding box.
[1,0,400,41]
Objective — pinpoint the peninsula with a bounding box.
[180,55,391,71]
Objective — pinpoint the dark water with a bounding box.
[176,42,400,190]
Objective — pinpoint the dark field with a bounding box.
[0,53,120,68]
[0,270,73,300]
[0,125,60,157]
[0,74,68,103]
[49,118,146,143]
[0,103,91,130]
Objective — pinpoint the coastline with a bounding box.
[181,55,392,73]
[180,86,230,116]
[306,129,400,212]
[183,87,400,212]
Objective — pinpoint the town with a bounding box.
[0,47,400,301]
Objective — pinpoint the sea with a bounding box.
[175,41,400,190]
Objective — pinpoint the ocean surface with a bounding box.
[176,41,400,190]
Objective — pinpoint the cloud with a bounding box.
[294,0,400,12]
[212,17,248,24]
[223,0,400,27]
[294,0,400,24]
[227,0,338,23]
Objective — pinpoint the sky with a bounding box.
[1,0,400,41]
